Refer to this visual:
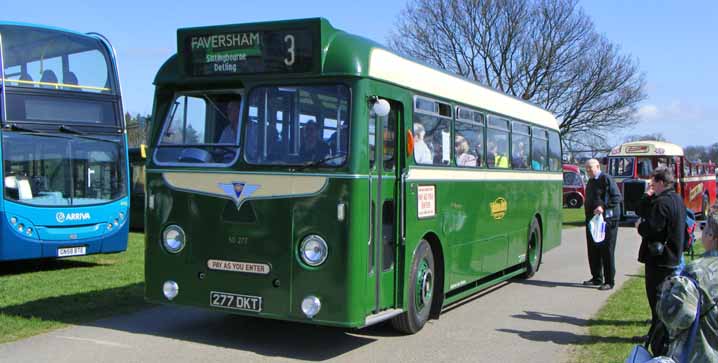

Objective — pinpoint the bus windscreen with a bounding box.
[0,25,115,93]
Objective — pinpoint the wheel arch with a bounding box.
[532,213,544,270]
[421,232,445,319]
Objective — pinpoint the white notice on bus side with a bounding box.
[417,185,436,218]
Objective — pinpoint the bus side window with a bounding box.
[487,116,509,169]
[531,127,548,171]
[454,107,484,168]
[413,96,451,166]
[511,122,530,169]
[383,103,398,171]
[548,131,561,172]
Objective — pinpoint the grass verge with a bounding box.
[562,208,585,229]
[0,232,148,344]
[573,243,706,362]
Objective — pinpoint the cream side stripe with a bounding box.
[162,172,328,199]
[406,168,562,181]
[680,176,716,183]
[368,48,559,131]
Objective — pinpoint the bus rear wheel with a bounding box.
[392,239,434,334]
[523,218,542,278]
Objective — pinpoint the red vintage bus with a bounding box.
[607,141,716,219]
[563,164,585,208]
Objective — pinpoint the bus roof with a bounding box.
[609,140,684,157]
[0,21,91,38]
[156,18,559,131]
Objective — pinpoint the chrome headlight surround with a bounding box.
[162,225,186,254]
[299,234,328,267]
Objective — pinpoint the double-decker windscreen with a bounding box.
[2,133,127,206]
[179,27,315,77]
[0,25,115,93]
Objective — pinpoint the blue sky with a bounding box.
[3,0,716,148]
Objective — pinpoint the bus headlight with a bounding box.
[301,295,321,318]
[299,235,328,267]
[162,225,186,254]
[163,280,179,300]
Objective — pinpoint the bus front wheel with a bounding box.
[523,218,542,278]
[392,239,434,334]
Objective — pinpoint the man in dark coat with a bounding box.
[583,158,622,290]
[637,167,685,329]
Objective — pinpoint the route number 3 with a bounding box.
[284,34,295,66]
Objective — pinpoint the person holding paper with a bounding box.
[583,158,622,291]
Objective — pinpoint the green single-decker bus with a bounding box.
[144,18,563,333]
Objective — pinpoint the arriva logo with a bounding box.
[55,212,91,223]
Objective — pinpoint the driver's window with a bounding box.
[161,96,209,145]
[155,94,242,165]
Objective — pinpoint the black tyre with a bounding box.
[392,240,435,334]
[523,218,542,278]
[567,195,582,208]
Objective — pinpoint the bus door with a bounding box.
[367,97,400,314]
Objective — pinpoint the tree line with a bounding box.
[125,112,150,148]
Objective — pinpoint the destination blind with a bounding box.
[182,29,314,76]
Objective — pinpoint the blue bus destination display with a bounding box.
[181,29,314,76]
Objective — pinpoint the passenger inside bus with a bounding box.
[299,120,329,162]
[413,123,433,165]
[512,141,529,169]
[490,141,509,168]
[455,135,477,167]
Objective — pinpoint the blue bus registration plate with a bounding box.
[210,291,262,312]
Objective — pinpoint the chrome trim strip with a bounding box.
[363,309,404,327]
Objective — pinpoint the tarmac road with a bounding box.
[0,226,643,363]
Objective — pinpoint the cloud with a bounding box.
[637,100,705,122]
[637,104,659,120]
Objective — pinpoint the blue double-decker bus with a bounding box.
[0,23,129,261]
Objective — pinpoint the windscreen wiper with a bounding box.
[59,125,85,135]
[7,123,40,133]
[58,125,116,143]
[295,154,346,170]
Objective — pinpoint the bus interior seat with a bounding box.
[63,71,78,85]
[4,175,18,189]
[40,70,58,88]
[19,72,33,82]
[17,178,33,200]
[5,175,33,200]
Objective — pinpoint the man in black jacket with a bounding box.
[637,167,685,328]
[583,159,622,290]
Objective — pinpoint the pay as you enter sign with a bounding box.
[417,185,436,218]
